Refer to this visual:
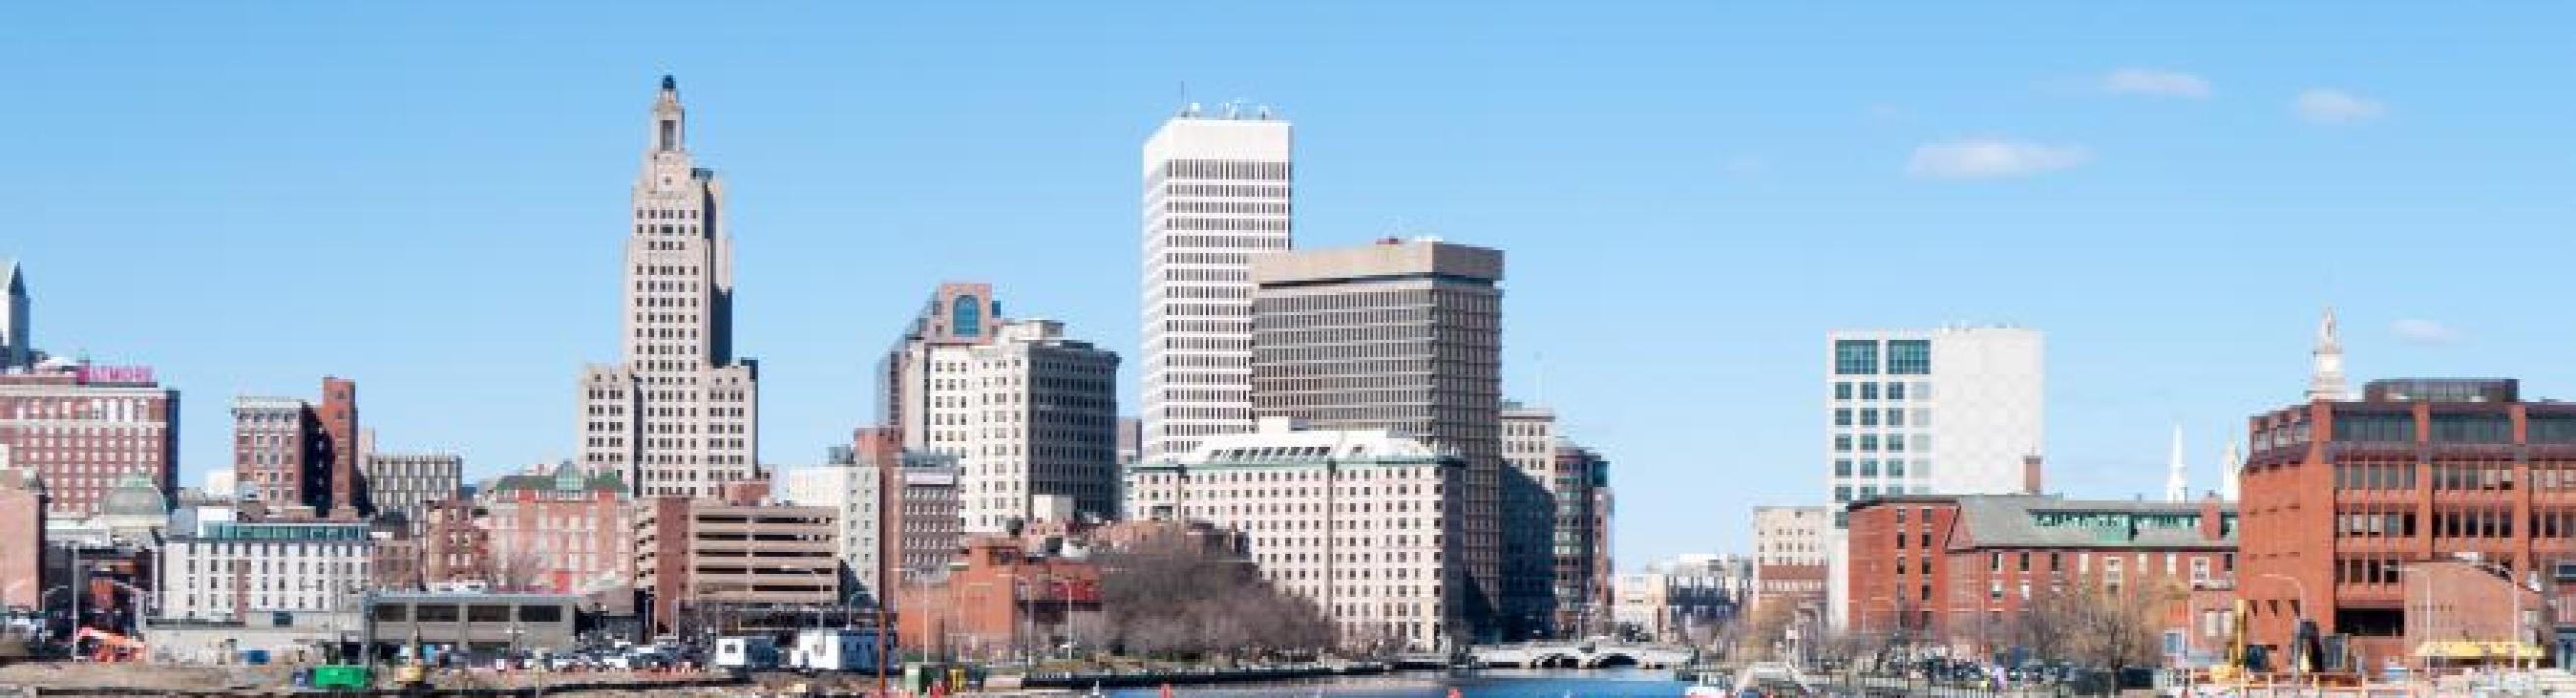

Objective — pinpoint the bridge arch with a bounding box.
[1581,651,1641,669]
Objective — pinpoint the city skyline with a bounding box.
[8,3,2574,567]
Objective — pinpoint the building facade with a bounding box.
[478,463,633,594]
[1844,494,2235,654]
[363,452,461,532]
[2239,375,2576,671]
[230,378,366,518]
[1126,418,1467,651]
[895,451,964,583]
[1250,238,1506,641]
[1752,506,1829,617]
[1500,402,1616,638]
[1825,327,2045,513]
[893,536,1102,662]
[157,512,375,622]
[577,75,761,498]
[634,494,839,633]
[776,431,893,607]
[0,468,44,611]
[1140,108,1292,462]
[881,293,1121,533]
[0,362,178,517]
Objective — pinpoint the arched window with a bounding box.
[951,295,984,338]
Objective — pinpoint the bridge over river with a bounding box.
[1466,641,1697,669]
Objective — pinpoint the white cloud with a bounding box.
[2296,88,2386,123]
[2391,319,2462,345]
[1905,138,2091,179]
[2100,68,2212,99]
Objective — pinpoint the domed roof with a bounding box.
[97,474,167,518]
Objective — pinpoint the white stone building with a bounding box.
[578,76,760,497]
[1126,418,1465,651]
[1139,108,1292,462]
[777,453,887,605]
[157,507,375,622]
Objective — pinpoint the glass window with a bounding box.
[1834,486,1852,503]
[951,295,985,338]
[1886,409,1905,427]
[1834,435,1853,452]
[2333,412,2416,443]
[469,605,511,622]
[1859,410,1879,427]
[1859,459,1879,477]
[518,605,564,623]
[1834,459,1853,477]
[1833,382,1853,401]
[1834,409,1853,427]
[1887,460,1906,477]
[1860,435,1880,452]
[1887,435,1906,452]
[1887,340,1932,375]
[1834,340,1881,375]
[1861,383,1881,400]
[1887,382,1907,400]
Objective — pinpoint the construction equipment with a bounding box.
[70,627,143,663]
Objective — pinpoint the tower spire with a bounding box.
[2164,424,2188,503]
[2306,306,2348,402]
[2219,441,2243,501]
[651,74,685,153]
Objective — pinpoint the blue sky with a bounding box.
[5,3,2572,567]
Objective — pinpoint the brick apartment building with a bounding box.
[895,536,1101,662]
[230,377,364,518]
[2239,377,2576,671]
[0,468,44,611]
[0,362,178,517]
[478,463,632,594]
[1845,494,2236,654]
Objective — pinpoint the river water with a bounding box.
[1102,669,1691,698]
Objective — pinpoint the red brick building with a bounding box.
[0,469,45,611]
[2239,378,2575,671]
[1846,494,2235,656]
[895,536,1101,661]
[0,362,178,517]
[229,377,364,518]
[476,463,631,594]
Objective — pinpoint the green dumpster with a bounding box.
[311,664,371,690]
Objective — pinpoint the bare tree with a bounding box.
[485,550,551,592]
[1092,534,1333,660]
[2025,577,2180,673]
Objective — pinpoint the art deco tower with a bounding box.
[578,76,761,497]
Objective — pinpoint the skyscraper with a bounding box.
[1140,107,1291,462]
[1,259,29,371]
[578,76,761,497]
[1251,238,1505,642]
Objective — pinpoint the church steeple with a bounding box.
[2306,306,2349,402]
[2164,424,2189,503]
[651,74,685,153]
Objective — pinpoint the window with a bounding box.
[1887,460,1906,477]
[951,295,985,338]
[1887,340,1931,375]
[1859,459,1879,477]
[469,605,511,622]
[373,604,409,622]
[1834,340,1880,375]
[1861,383,1882,400]
[1834,486,1852,503]
[1835,459,1853,477]
[1834,435,1853,452]
[1835,409,1853,427]
[416,605,460,622]
[2333,412,2416,443]
[1886,409,1905,427]
[1834,382,1853,401]
[2430,413,2512,443]
[1887,382,1907,400]
[518,605,564,623]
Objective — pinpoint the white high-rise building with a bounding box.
[1139,107,1292,462]
[578,76,761,497]
[1824,327,2044,511]
[1822,326,2042,628]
